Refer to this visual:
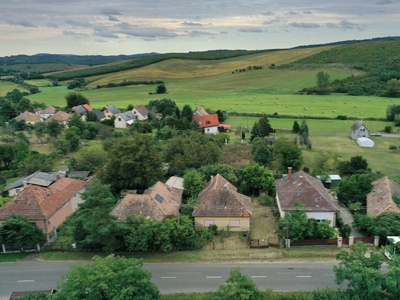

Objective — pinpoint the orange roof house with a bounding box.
[192,174,252,231]
[0,177,87,240]
[192,113,220,134]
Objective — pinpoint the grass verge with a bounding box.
[0,253,31,263]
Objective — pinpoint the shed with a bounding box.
[357,137,374,147]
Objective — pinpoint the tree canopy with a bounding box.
[65,92,89,109]
[55,255,160,300]
[273,139,303,172]
[250,114,273,141]
[100,134,163,193]
[316,71,330,94]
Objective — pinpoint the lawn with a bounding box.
[0,81,28,97]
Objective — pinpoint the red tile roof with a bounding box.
[134,105,149,116]
[0,178,87,221]
[82,104,93,112]
[275,171,338,212]
[193,174,252,217]
[110,181,182,221]
[39,106,56,114]
[192,114,219,128]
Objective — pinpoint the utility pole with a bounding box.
[286,216,289,251]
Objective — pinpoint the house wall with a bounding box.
[8,187,23,197]
[114,117,128,129]
[70,187,86,211]
[194,217,250,231]
[46,200,74,233]
[351,125,369,140]
[40,113,53,119]
[132,109,147,120]
[306,211,336,227]
[204,126,219,134]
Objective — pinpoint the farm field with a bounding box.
[0,81,28,95]
[24,79,54,87]
[1,63,76,73]
[28,83,396,120]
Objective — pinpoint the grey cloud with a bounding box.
[100,9,122,15]
[186,30,215,36]
[303,10,312,14]
[65,19,92,28]
[289,22,320,28]
[263,17,281,25]
[93,29,120,39]
[182,22,203,26]
[116,23,178,38]
[95,38,109,43]
[63,30,90,36]
[220,31,228,34]
[108,15,119,22]
[376,0,395,4]
[288,10,298,15]
[326,20,365,30]
[5,19,36,28]
[46,22,59,28]
[237,27,263,33]
[262,11,274,16]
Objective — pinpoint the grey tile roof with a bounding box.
[5,171,66,191]
[119,111,137,122]
[92,109,105,120]
[104,105,121,115]
[71,105,87,116]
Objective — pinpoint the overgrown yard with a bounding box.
[250,199,279,240]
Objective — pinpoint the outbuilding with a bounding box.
[357,137,374,147]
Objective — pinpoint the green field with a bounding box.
[2,63,74,73]
[0,81,27,96]
[24,79,54,87]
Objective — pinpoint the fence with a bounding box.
[2,243,39,253]
[250,237,280,249]
[291,238,337,247]
[41,242,72,252]
[290,236,377,248]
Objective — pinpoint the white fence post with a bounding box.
[374,236,379,247]
[337,237,343,248]
[349,236,354,247]
[2,244,5,253]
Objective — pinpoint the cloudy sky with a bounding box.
[1,0,399,56]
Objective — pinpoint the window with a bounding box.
[16,189,20,194]
[204,220,214,227]
[229,220,240,227]
[206,120,210,124]
[118,117,121,121]
[207,129,210,132]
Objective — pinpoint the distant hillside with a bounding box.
[0,53,158,66]
[280,38,400,96]
[46,49,276,81]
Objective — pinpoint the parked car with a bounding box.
[371,132,382,136]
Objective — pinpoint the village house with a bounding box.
[192,174,252,231]
[37,106,56,120]
[192,108,220,134]
[15,111,42,124]
[110,181,183,222]
[5,171,67,196]
[101,104,121,119]
[114,111,137,128]
[47,111,71,126]
[351,120,370,140]
[132,105,149,120]
[367,176,400,217]
[275,168,339,227]
[0,177,87,240]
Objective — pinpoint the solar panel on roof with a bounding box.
[155,194,164,203]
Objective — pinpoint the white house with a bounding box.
[114,111,137,128]
[132,105,149,120]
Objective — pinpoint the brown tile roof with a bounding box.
[15,111,42,122]
[275,171,338,212]
[39,106,56,114]
[194,107,209,116]
[367,176,400,217]
[193,174,252,217]
[134,105,149,116]
[110,181,182,222]
[82,104,93,112]
[48,111,71,122]
[0,178,87,221]
[192,114,219,128]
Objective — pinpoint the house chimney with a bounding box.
[23,180,27,187]
[56,175,61,181]
[223,183,228,189]
[287,167,292,180]
[211,175,214,181]
[299,176,303,183]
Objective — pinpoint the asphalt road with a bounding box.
[0,260,351,297]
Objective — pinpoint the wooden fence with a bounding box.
[291,238,337,247]
[250,237,280,249]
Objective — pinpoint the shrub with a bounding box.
[389,145,398,151]
[384,125,393,133]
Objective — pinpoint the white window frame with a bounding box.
[204,220,215,227]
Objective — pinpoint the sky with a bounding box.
[1,0,399,56]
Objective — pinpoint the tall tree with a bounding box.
[55,255,160,300]
[250,114,273,141]
[274,138,303,172]
[46,119,62,138]
[181,104,193,122]
[100,135,163,193]
[65,92,89,109]
[147,98,176,118]
[241,164,275,196]
[337,174,372,207]
[251,137,273,166]
[316,71,330,94]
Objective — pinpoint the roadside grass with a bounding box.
[161,292,215,300]
[0,253,31,262]
[40,246,343,263]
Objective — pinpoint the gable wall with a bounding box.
[194,216,250,231]
[351,125,369,140]
[132,108,147,120]
[204,126,219,134]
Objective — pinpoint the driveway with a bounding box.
[333,195,366,237]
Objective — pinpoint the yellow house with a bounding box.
[15,111,42,124]
[192,174,252,231]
